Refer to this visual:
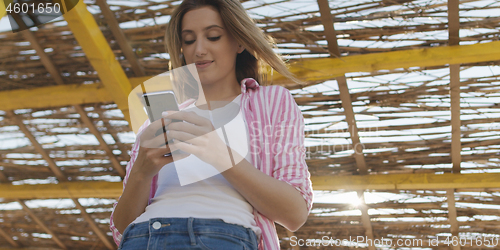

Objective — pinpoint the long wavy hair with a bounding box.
[165,0,299,88]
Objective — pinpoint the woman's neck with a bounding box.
[195,81,240,110]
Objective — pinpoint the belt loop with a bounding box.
[188,217,196,245]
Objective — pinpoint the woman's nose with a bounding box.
[195,39,207,57]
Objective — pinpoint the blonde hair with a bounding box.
[165,0,300,86]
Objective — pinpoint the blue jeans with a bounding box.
[118,217,258,250]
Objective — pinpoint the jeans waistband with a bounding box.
[122,217,257,246]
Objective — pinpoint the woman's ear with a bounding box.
[237,44,245,54]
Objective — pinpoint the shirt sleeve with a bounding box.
[270,86,314,213]
[109,119,149,246]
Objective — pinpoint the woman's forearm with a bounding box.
[112,172,152,234]
[222,157,309,232]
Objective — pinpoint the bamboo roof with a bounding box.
[1,0,500,249]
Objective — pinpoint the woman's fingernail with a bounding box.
[162,111,169,116]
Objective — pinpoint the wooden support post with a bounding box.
[16,199,67,250]
[71,198,114,250]
[6,111,67,181]
[74,105,126,177]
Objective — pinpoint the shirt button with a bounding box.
[152,221,161,230]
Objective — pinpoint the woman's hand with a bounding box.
[131,117,190,180]
[163,110,235,172]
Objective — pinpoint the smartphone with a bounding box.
[141,91,182,144]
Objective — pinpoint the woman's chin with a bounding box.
[198,77,216,86]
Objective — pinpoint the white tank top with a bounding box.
[132,94,262,238]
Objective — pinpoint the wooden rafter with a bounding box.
[0,226,20,248]
[71,198,114,250]
[16,199,67,250]
[6,111,67,181]
[63,0,133,125]
[96,0,145,77]
[10,12,64,85]
[2,173,500,199]
[448,0,461,174]
[357,191,375,250]
[317,0,368,175]
[446,189,461,250]
[100,114,131,169]
[74,104,126,177]
[0,168,8,182]
[447,1,461,248]
[317,1,374,248]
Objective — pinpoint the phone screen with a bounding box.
[142,91,181,138]
[142,91,179,122]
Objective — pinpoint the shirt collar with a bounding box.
[240,78,260,94]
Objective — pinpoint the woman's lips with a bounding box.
[195,61,213,69]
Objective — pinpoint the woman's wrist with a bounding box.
[128,169,154,187]
[129,159,155,182]
[212,145,243,172]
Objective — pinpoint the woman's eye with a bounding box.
[208,36,221,41]
[184,40,195,45]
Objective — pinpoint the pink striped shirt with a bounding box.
[110,78,313,250]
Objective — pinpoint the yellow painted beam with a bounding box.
[0,76,154,110]
[0,83,113,110]
[63,1,132,124]
[2,173,500,199]
[0,249,59,250]
[312,173,500,190]
[268,40,500,84]
[0,0,6,19]
[0,181,123,199]
[3,41,500,111]
[0,1,13,19]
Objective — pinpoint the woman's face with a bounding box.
[181,6,244,86]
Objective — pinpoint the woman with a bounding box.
[110,0,313,249]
